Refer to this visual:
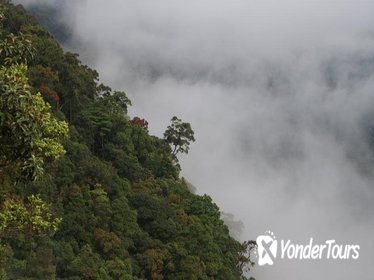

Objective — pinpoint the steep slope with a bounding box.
[0,3,254,279]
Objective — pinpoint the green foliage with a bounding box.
[0,2,256,279]
[0,194,61,236]
[164,116,195,156]
[0,32,34,65]
[0,64,68,180]
[27,3,71,43]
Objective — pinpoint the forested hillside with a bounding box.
[0,2,254,279]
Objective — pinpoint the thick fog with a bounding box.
[16,0,374,279]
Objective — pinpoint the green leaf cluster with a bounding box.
[0,64,68,180]
[0,194,61,235]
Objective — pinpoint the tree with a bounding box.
[237,240,257,277]
[131,116,148,131]
[100,90,131,116]
[164,116,195,156]
[0,11,68,180]
[0,32,34,65]
[0,5,34,65]
[0,194,61,236]
[0,64,68,180]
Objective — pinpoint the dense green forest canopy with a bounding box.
[0,2,255,279]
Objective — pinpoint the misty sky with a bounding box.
[16,0,374,279]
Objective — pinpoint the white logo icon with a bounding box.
[254,231,360,266]
[256,231,277,266]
